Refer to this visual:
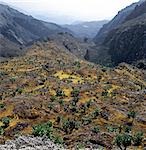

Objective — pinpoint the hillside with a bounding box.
[87,0,146,66]
[63,20,108,39]
[0,41,145,149]
[94,1,139,45]
[0,4,70,57]
[103,1,146,65]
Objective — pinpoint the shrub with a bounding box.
[124,126,132,133]
[71,89,80,97]
[115,133,132,150]
[56,89,65,97]
[133,131,143,146]
[74,61,81,68]
[53,136,64,144]
[92,108,100,118]
[82,117,92,125]
[50,96,57,102]
[33,121,53,138]
[101,90,108,97]
[127,111,136,119]
[92,126,100,133]
[16,88,23,94]
[1,117,10,128]
[0,103,5,109]
[0,127,4,135]
[62,119,76,134]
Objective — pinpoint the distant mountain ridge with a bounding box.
[63,20,108,39]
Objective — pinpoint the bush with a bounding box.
[0,103,5,109]
[62,119,76,134]
[124,125,132,133]
[71,89,80,97]
[127,111,136,119]
[33,121,53,138]
[92,126,100,133]
[0,127,4,135]
[50,96,57,102]
[133,131,143,146]
[53,136,64,144]
[92,108,100,118]
[56,89,65,97]
[1,117,10,128]
[115,133,132,150]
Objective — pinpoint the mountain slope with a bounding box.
[94,0,144,45]
[63,20,108,39]
[87,0,146,66]
[103,1,146,65]
[0,4,70,57]
[0,41,146,149]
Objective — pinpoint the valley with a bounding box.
[0,0,146,149]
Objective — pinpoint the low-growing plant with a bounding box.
[50,96,57,102]
[92,126,100,133]
[115,133,132,150]
[56,89,65,97]
[127,111,136,119]
[53,135,64,144]
[0,103,5,109]
[1,117,10,128]
[92,108,100,118]
[133,131,143,146]
[0,127,4,135]
[62,119,76,134]
[71,89,80,97]
[33,121,53,138]
[124,125,132,133]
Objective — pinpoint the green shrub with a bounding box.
[71,89,80,97]
[92,108,100,118]
[0,103,5,109]
[92,126,100,133]
[101,90,108,97]
[56,89,65,97]
[62,119,76,134]
[127,111,136,119]
[33,121,53,138]
[53,136,64,144]
[124,126,132,133]
[115,133,132,150]
[0,127,4,135]
[133,131,143,146]
[1,117,10,128]
[16,88,23,94]
[50,96,57,102]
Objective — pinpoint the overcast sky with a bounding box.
[1,0,139,24]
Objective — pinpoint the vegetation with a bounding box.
[0,43,145,149]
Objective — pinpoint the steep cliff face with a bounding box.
[104,1,146,65]
[94,2,138,45]
[90,0,146,66]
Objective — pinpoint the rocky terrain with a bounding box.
[0,136,64,150]
[0,1,146,150]
[0,41,145,149]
